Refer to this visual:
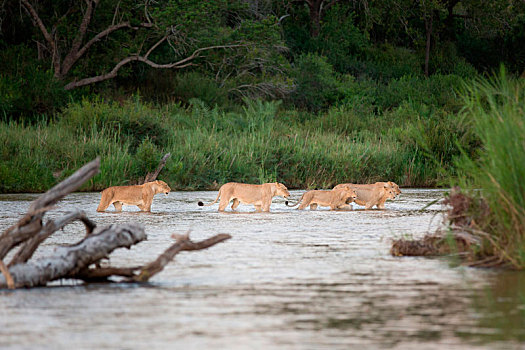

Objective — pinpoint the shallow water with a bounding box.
[0,189,524,349]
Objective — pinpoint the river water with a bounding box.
[0,189,524,349]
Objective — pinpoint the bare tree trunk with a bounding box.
[144,153,171,183]
[309,4,321,37]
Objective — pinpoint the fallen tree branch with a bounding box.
[8,210,96,267]
[0,224,146,288]
[0,158,100,260]
[73,266,143,282]
[132,232,231,282]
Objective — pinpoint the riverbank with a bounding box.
[0,82,467,193]
[390,70,525,269]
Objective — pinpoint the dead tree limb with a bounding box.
[8,210,96,267]
[144,153,171,183]
[132,232,231,282]
[63,44,246,90]
[70,232,231,284]
[0,158,100,260]
[0,224,146,288]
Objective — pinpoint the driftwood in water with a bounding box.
[75,232,231,283]
[0,158,230,289]
[144,153,171,183]
[390,230,480,257]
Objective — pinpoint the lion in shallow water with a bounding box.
[285,186,357,210]
[333,182,399,209]
[96,180,171,212]
[198,182,290,212]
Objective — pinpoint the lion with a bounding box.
[96,180,171,212]
[285,185,357,210]
[197,182,290,212]
[333,182,399,209]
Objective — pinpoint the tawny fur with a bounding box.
[97,180,171,212]
[333,182,399,209]
[285,186,357,210]
[198,182,290,212]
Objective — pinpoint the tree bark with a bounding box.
[63,44,245,90]
[0,224,146,288]
[309,3,321,37]
[8,210,96,267]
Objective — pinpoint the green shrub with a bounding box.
[355,45,422,81]
[58,97,171,150]
[0,45,70,121]
[291,53,339,111]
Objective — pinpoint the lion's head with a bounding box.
[275,182,291,198]
[383,184,397,200]
[155,180,171,195]
[337,185,357,203]
[387,181,401,196]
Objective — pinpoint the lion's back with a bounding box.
[101,185,145,203]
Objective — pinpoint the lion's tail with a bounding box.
[285,193,304,208]
[198,188,222,207]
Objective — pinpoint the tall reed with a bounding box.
[456,68,525,268]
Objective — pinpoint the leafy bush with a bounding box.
[58,97,171,150]
[139,70,229,107]
[291,53,339,111]
[355,45,422,81]
[0,45,69,121]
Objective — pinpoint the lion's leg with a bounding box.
[96,194,112,212]
[298,201,309,210]
[377,198,387,209]
[218,197,230,212]
[113,201,123,212]
[231,198,240,210]
[310,203,318,210]
[254,205,262,212]
[140,193,153,212]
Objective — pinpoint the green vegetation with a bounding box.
[453,70,525,268]
[0,70,467,192]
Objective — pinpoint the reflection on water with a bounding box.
[0,189,524,349]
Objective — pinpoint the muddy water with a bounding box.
[0,189,523,349]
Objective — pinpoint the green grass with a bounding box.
[454,68,525,268]
[0,92,463,192]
